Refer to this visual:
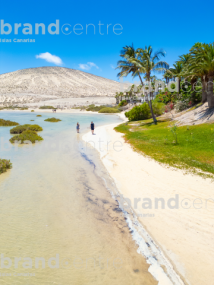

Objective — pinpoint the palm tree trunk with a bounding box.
[178,78,181,94]
[191,78,196,91]
[207,76,214,108]
[191,78,197,103]
[201,77,207,103]
[138,75,157,124]
[149,98,157,124]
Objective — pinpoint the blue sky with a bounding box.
[0,0,213,82]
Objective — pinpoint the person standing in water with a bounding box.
[76,122,80,133]
[90,121,95,135]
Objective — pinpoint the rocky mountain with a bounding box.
[0,67,121,104]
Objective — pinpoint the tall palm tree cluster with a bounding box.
[163,42,214,108]
[116,43,214,124]
[116,45,169,123]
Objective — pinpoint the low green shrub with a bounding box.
[9,130,43,144]
[28,125,43,131]
[10,124,43,134]
[39,106,55,109]
[36,115,42,117]
[86,104,119,112]
[31,110,34,112]
[44,117,61,122]
[152,102,165,116]
[30,120,34,121]
[98,107,120,113]
[3,106,16,110]
[0,119,19,126]
[125,103,151,121]
[86,104,105,112]
[118,100,128,107]
[0,159,12,174]
[10,125,29,134]
[20,107,28,110]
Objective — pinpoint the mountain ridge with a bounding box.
[0,66,120,98]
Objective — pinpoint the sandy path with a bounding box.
[82,122,214,285]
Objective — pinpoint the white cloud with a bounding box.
[36,52,63,65]
[79,62,99,70]
[110,64,115,69]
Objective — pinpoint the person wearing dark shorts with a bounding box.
[90,121,95,134]
[76,122,80,133]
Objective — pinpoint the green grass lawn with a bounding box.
[115,119,214,176]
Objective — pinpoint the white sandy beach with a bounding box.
[82,121,214,285]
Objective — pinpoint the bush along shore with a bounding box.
[10,124,43,134]
[124,102,165,121]
[44,117,61,122]
[72,104,122,113]
[0,118,19,126]
[99,107,120,113]
[0,159,12,174]
[10,130,43,144]
[39,106,55,109]
[10,124,43,144]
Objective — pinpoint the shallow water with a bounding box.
[0,112,156,285]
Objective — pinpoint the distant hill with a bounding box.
[0,66,120,98]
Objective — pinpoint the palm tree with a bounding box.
[119,92,124,102]
[168,62,183,93]
[179,54,191,66]
[134,46,169,122]
[163,70,172,84]
[178,54,198,99]
[150,75,157,82]
[189,43,214,108]
[117,45,143,80]
[115,92,119,104]
[182,48,208,103]
[137,84,143,94]
[117,45,169,123]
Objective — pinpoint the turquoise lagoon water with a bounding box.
[0,111,156,285]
